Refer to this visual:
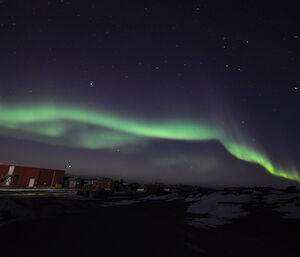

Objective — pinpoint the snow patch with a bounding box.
[102,200,140,206]
[186,217,230,229]
[276,202,300,219]
[186,192,250,229]
[142,193,178,201]
[264,193,300,203]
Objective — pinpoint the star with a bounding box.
[68,164,72,168]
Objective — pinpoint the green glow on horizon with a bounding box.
[223,142,300,181]
[0,103,298,182]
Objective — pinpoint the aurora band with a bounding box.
[0,103,299,182]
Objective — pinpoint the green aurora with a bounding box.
[0,103,299,182]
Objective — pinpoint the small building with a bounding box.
[136,184,147,193]
[93,177,114,191]
[0,164,65,187]
[63,176,84,188]
[145,183,166,194]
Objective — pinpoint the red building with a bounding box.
[0,164,65,187]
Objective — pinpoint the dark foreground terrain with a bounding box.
[0,188,299,257]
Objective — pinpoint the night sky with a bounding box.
[0,1,299,187]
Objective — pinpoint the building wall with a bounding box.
[0,164,9,176]
[0,164,65,187]
[51,170,65,186]
[0,164,10,185]
[38,169,54,187]
[14,166,41,187]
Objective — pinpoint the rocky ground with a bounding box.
[0,188,299,257]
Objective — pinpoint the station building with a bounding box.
[0,164,65,187]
